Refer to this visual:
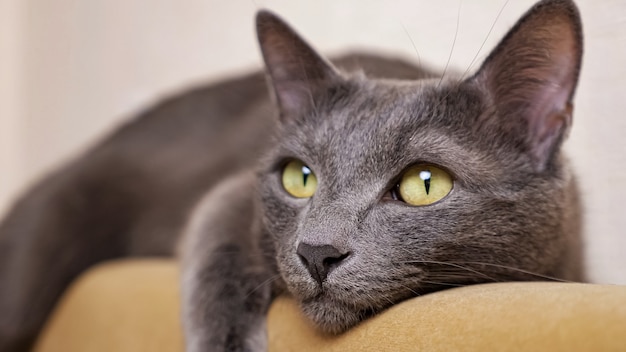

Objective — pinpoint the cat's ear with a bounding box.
[472,0,583,171]
[256,10,340,120]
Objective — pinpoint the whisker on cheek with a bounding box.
[453,261,573,283]
[402,259,498,282]
[397,283,422,297]
[418,280,466,288]
[245,274,282,299]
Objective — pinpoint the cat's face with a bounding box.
[257,0,584,333]
[259,77,579,333]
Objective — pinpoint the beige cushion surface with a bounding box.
[35,259,626,352]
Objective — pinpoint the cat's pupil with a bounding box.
[420,170,432,195]
[302,166,312,186]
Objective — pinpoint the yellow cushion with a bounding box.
[35,260,626,352]
[34,260,184,352]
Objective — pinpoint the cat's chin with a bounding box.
[296,295,380,334]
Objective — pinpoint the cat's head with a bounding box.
[256,0,584,333]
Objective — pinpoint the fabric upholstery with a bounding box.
[35,260,626,352]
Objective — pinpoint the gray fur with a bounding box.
[252,0,583,335]
[180,173,272,352]
[0,0,583,351]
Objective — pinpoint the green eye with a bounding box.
[397,165,453,206]
[282,160,318,198]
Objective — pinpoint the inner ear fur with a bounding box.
[256,10,340,121]
[472,0,583,171]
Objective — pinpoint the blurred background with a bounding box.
[1,0,624,284]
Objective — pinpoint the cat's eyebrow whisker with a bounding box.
[437,0,462,89]
[459,0,510,82]
[244,274,282,299]
[399,22,421,69]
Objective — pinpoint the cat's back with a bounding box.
[75,52,435,208]
[88,52,433,180]
[61,70,277,254]
[3,52,434,256]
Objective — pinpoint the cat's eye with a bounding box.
[395,165,453,206]
[282,160,318,198]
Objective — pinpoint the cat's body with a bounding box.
[0,53,439,351]
[0,1,584,351]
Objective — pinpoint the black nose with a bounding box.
[297,243,350,285]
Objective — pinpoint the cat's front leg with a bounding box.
[180,172,276,352]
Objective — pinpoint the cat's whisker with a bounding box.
[394,247,566,283]
[437,0,462,89]
[459,0,510,81]
[380,293,397,307]
[245,274,282,299]
[423,271,479,278]
[210,251,273,256]
[402,259,498,282]
[419,280,466,288]
[453,261,573,283]
[208,251,276,261]
[393,281,421,297]
[399,22,422,69]
[422,270,495,281]
[414,259,572,283]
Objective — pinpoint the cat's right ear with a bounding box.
[256,10,340,121]
[471,0,583,172]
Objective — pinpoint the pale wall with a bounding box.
[2,0,625,284]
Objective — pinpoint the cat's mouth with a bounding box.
[278,271,378,333]
[288,274,416,334]
[297,292,381,334]
[280,248,426,332]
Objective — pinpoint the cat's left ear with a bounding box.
[256,10,341,121]
[472,0,583,172]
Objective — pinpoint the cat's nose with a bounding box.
[296,242,350,285]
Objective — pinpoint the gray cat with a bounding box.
[0,0,583,351]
